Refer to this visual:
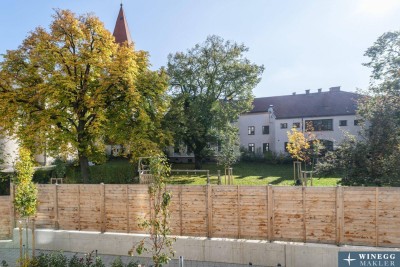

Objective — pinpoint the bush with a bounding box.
[65,159,136,184]
[33,169,52,184]
[240,146,264,162]
[263,151,292,165]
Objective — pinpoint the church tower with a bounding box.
[113,4,133,45]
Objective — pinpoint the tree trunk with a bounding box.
[79,154,90,183]
[194,154,203,169]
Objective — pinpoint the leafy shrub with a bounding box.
[263,151,292,165]
[34,251,105,267]
[65,159,136,184]
[240,146,264,162]
[52,158,67,178]
[36,251,68,267]
[33,169,52,184]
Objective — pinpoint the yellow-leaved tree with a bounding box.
[287,126,323,182]
[0,10,170,182]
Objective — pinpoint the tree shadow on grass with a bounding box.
[267,176,295,185]
[235,175,268,180]
[167,178,195,184]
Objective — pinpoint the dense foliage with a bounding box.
[14,147,37,218]
[316,30,400,186]
[12,251,140,267]
[0,10,169,182]
[166,35,264,168]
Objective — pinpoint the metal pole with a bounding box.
[19,221,22,265]
[179,256,184,267]
[32,219,35,258]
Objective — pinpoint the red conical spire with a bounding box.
[113,4,133,45]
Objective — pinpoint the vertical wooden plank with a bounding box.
[267,184,274,242]
[101,183,106,233]
[10,183,15,235]
[78,185,81,231]
[55,184,59,230]
[179,186,183,236]
[336,186,343,246]
[237,185,241,239]
[375,187,379,247]
[207,185,212,238]
[126,184,130,233]
[302,186,306,243]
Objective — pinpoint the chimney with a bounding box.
[305,89,310,94]
[292,92,296,95]
[329,86,341,92]
[318,88,322,93]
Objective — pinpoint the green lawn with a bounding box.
[60,159,341,186]
[168,162,341,186]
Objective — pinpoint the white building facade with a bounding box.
[239,87,362,155]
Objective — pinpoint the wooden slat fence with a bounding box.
[0,195,11,239]
[2,184,400,248]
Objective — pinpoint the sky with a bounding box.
[0,0,399,97]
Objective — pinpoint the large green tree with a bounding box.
[166,35,264,168]
[0,10,169,182]
[316,30,400,185]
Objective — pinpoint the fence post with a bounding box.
[267,184,274,242]
[207,171,210,184]
[217,170,221,185]
[237,185,241,239]
[126,184,130,233]
[101,183,106,233]
[55,184,59,230]
[179,186,183,236]
[336,185,343,246]
[206,185,212,238]
[10,183,15,237]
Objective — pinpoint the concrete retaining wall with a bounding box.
[4,229,400,267]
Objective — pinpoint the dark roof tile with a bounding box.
[250,90,360,119]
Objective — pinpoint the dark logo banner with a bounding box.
[338,251,400,267]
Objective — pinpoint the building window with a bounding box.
[284,142,289,152]
[339,120,347,126]
[248,143,255,153]
[263,143,269,153]
[280,123,288,129]
[320,140,334,151]
[305,119,333,131]
[248,126,255,135]
[292,122,300,128]
[262,126,269,134]
[354,120,361,126]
